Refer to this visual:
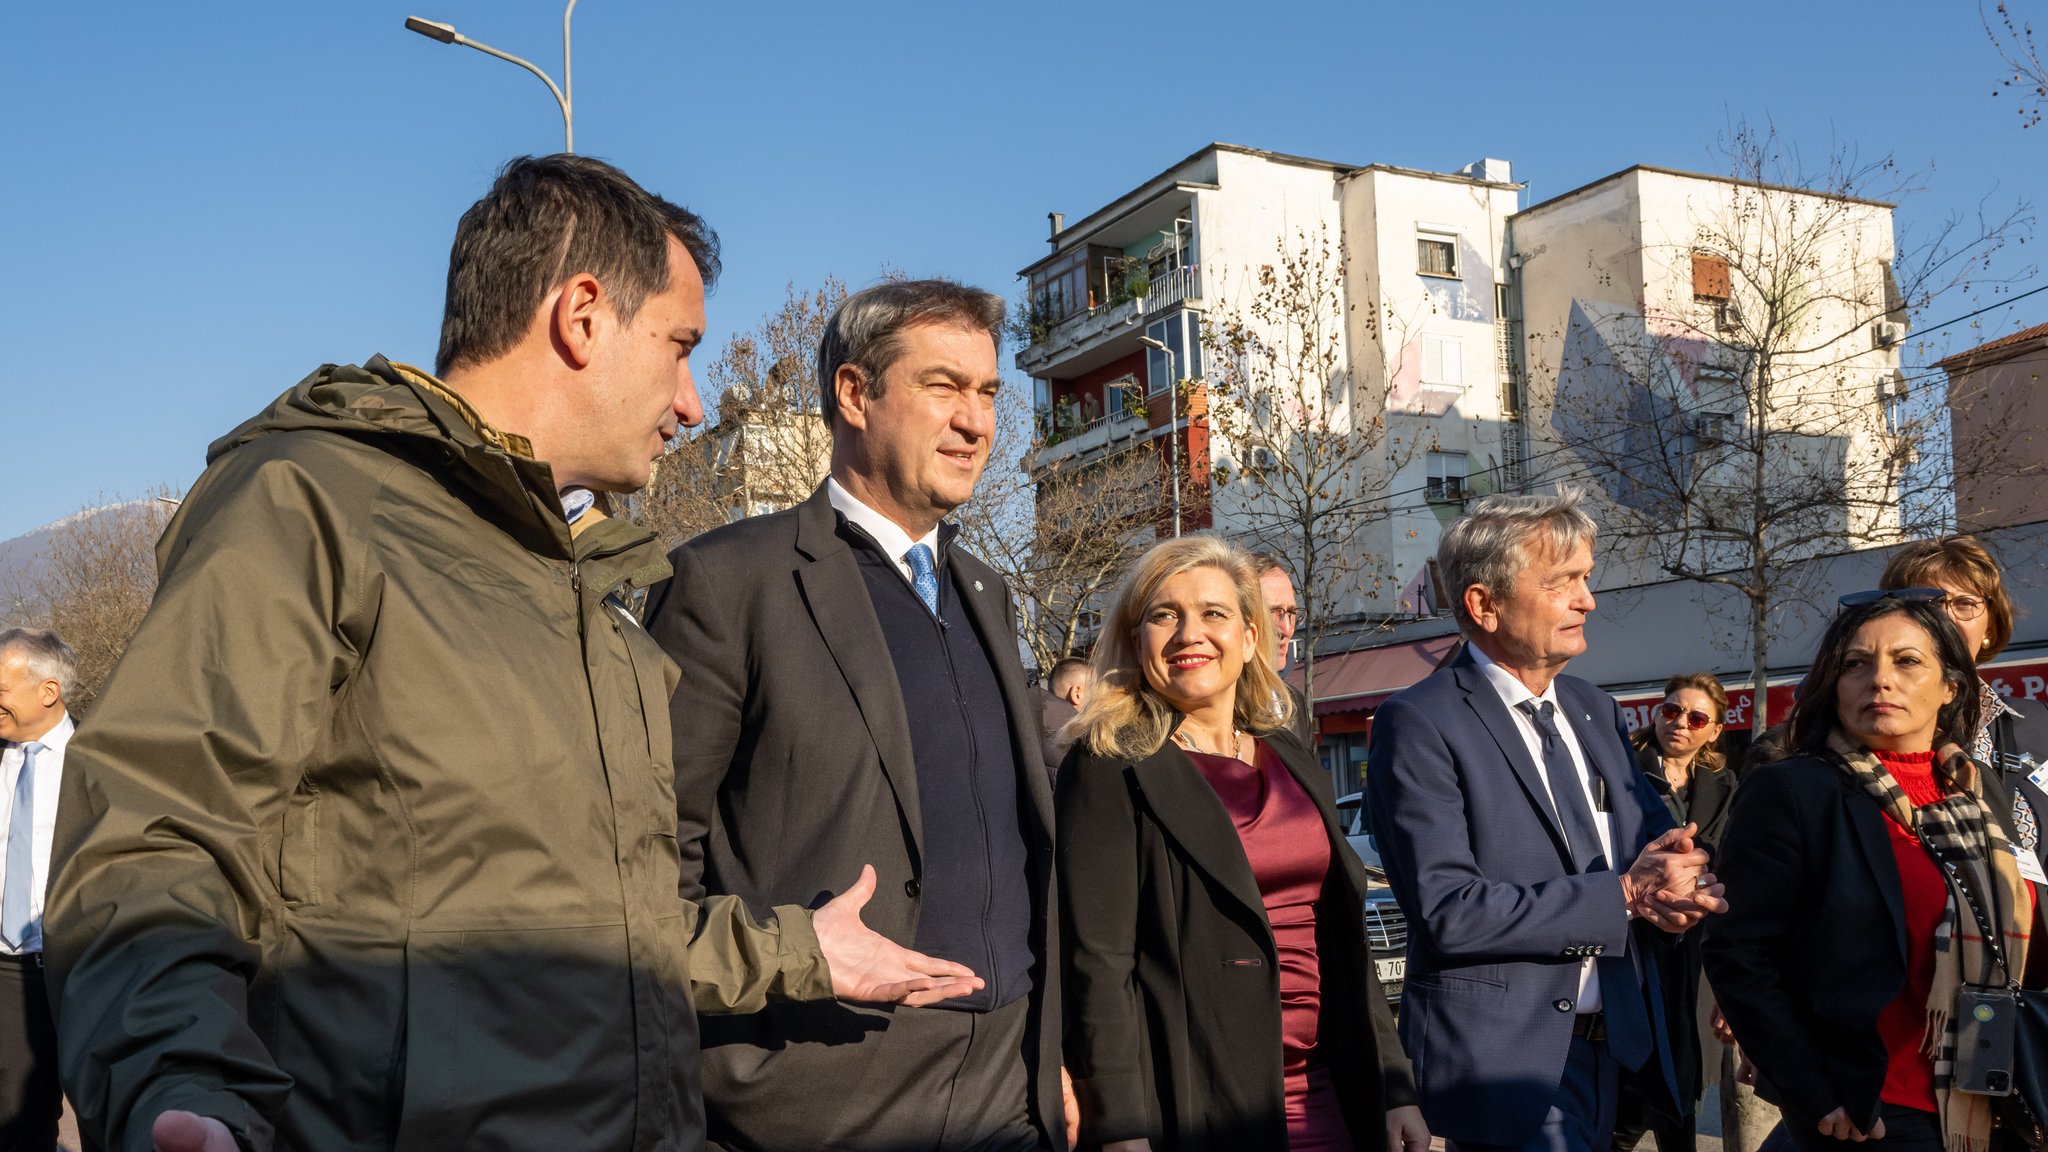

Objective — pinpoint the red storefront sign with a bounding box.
[1610,655,2048,733]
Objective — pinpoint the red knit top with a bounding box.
[1874,748,1944,1113]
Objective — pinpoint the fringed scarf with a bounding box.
[1830,732,2033,1152]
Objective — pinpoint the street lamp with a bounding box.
[405,1,581,153]
[1136,336,1183,538]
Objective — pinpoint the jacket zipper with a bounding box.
[930,568,999,1005]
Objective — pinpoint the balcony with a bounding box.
[1144,263,1202,313]
[1027,409,1148,474]
[1017,264,1204,376]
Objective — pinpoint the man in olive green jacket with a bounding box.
[42,156,978,1152]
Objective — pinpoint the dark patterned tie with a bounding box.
[1517,700,1653,1070]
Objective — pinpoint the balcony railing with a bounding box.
[1142,263,1202,313]
[1018,266,1207,372]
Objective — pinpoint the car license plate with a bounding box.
[1375,957,1406,983]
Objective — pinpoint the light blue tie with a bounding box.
[906,544,940,616]
[3,742,44,951]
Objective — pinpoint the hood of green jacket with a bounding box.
[209,355,597,563]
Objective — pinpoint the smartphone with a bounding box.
[1957,986,2019,1096]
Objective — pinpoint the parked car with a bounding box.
[1335,791,1406,1005]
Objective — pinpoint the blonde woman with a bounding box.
[1058,536,1427,1152]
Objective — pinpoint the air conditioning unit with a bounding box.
[1249,446,1281,472]
[1691,410,1736,446]
[1714,301,1742,334]
[1872,320,1906,348]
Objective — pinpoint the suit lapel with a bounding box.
[792,489,923,859]
[1453,656,1574,864]
[948,549,1055,842]
[1839,768,1908,962]
[1558,680,1645,856]
[1130,742,1269,923]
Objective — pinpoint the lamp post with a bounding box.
[1136,336,1183,538]
[405,1,581,153]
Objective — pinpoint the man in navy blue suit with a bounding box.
[1366,490,1726,1152]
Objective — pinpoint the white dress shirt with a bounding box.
[1468,646,1613,1012]
[827,477,941,584]
[1,712,73,956]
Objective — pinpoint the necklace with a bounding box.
[1175,724,1245,760]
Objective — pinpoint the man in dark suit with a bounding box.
[1365,490,1726,1152]
[648,279,1065,1152]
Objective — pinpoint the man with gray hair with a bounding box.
[0,627,76,1149]
[1364,490,1725,1152]
[648,279,1068,1150]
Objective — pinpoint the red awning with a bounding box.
[1287,635,1461,715]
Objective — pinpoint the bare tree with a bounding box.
[1988,2,2048,128]
[1545,122,2029,731]
[1202,225,1419,712]
[631,281,844,550]
[960,391,1166,671]
[4,491,179,712]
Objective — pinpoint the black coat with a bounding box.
[1634,742,1738,864]
[1631,743,1739,1113]
[648,487,1063,1151]
[1700,753,1927,1133]
[1058,727,1414,1152]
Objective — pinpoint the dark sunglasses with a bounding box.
[1838,587,1946,608]
[1656,701,1716,730]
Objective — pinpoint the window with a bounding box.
[1105,374,1138,419]
[1145,313,1203,395]
[1692,253,1731,301]
[1418,233,1458,278]
[1883,372,1911,435]
[1421,334,1465,387]
[1689,410,1736,446]
[1426,451,1468,503]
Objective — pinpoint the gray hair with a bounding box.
[0,628,77,701]
[1248,551,1291,580]
[1436,487,1597,635]
[816,279,1005,431]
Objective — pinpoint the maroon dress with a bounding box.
[1187,741,1356,1152]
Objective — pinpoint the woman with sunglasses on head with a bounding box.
[1879,536,2048,891]
[1612,676,1736,1152]
[1703,591,2033,1152]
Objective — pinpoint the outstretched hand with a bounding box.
[814,866,986,1006]
[153,1111,238,1152]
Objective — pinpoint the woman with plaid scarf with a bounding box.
[1704,594,2034,1152]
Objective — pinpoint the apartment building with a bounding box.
[1939,320,2048,531]
[1015,143,1523,621]
[1014,146,1913,782]
[1511,165,1911,587]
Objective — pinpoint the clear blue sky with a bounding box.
[3,0,2040,541]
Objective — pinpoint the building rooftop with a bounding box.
[1018,142,1520,278]
[1934,319,2048,371]
[1516,163,1896,218]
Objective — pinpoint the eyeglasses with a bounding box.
[1269,606,1301,626]
[1656,701,1716,730]
[1837,585,1987,622]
